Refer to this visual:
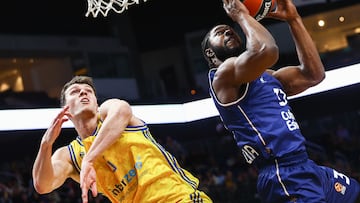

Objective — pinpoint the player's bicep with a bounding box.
[51,147,78,188]
[232,46,278,83]
[272,65,313,96]
[99,99,132,126]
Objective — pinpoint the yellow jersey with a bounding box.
[68,120,212,203]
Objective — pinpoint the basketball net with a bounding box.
[86,0,148,17]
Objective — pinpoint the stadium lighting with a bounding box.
[0,63,359,131]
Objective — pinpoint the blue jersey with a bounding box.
[209,69,360,202]
[208,69,306,165]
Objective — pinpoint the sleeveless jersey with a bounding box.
[208,69,306,165]
[68,120,212,203]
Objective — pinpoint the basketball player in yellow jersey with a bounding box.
[32,76,212,203]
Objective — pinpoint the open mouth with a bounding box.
[225,38,236,46]
[80,98,90,103]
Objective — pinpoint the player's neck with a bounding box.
[72,114,99,139]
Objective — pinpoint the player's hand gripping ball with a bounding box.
[241,0,276,21]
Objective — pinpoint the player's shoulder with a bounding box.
[53,146,72,161]
[214,59,236,79]
[100,98,130,108]
[265,69,275,75]
[98,99,132,119]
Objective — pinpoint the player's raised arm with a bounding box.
[267,0,325,96]
[32,106,75,194]
[225,0,278,82]
[80,98,133,203]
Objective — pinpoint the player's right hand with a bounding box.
[80,159,98,203]
[42,106,72,145]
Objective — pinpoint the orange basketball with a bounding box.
[242,0,276,21]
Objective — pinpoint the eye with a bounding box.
[215,30,224,36]
[69,89,80,95]
[85,88,94,94]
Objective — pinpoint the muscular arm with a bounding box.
[82,99,133,163]
[213,0,278,103]
[268,0,325,96]
[32,146,76,194]
[32,106,77,194]
[224,4,278,85]
[79,99,135,202]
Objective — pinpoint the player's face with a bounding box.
[64,83,98,117]
[208,25,244,62]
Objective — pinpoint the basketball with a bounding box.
[241,0,276,21]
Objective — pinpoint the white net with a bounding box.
[86,0,148,17]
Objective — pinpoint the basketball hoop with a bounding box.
[86,0,148,17]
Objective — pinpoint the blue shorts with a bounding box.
[257,152,360,203]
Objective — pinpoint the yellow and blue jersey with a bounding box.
[68,120,212,203]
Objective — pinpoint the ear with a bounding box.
[205,48,215,58]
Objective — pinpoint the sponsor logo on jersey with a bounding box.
[241,145,259,164]
[281,109,300,131]
[334,182,347,195]
[110,156,143,198]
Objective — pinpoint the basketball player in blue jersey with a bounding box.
[32,76,212,203]
[201,0,360,202]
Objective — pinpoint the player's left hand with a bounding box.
[223,0,250,21]
[80,159,98,203]
[266,0,299,22]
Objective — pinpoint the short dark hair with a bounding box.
[201,26,216,69]
[60,76,97,107]
[201,24,246,69]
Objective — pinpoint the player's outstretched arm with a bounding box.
[80,99,133,203]
[32,106,75,194]
[268,0,325,96]
[81,99,132,164]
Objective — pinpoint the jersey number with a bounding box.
[273,88,288,106]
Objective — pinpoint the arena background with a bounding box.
[0,0,359,202]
